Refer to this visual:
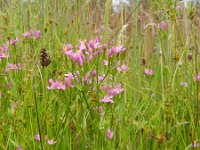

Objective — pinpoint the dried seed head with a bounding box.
[40,48,51,67]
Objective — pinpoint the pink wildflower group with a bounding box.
[48,36,128,96]
[23,30,41,39]
[47,36,128,141]
[35,134,56,145]
[5,63,22,72]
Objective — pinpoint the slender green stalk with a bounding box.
[33,78,44,150]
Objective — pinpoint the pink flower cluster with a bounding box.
[101,84,124,103]
[116,61,128,72]
[0,44,10,59]
[48,36,127,106]
[48,73,75,90]
[108,45,126,58]
[23,30,41,39]
[47,79,66,90]
[5,63,22,72]
[63,36,126,66]
[35,134,56,145]
[0,29,41,66]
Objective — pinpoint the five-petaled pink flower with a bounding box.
[107,84,124,96]
[35,134,41,142]
[65,49,86,66]
[159,21,167,30]
[144,69,154,76]
[8,37,19,46]
[64,73,74,87]
[23,30,34,38]
[47,79,66,90]
[101,96,114,103]
[34,30,41,39]
[23,30,41,39]
[87,39,99,50]
[116,62,128,72]
[47,139,57,145]
[63,44,73,55]
[108,45,126,58]
[106,128,113,139]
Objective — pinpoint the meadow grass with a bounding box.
[0,0,200,149]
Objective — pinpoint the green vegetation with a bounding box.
[0,0,200,149]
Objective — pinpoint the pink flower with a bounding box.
[195,73,200,82]
[108,47,116,58]
[0,53,10,59]
[117,64,128,72]
[5,63,22,72]
[101,96,114,103]
[144,69,154,76]
[103,60,108,66]
[0,44,10,59]
[88,39,99,50]
[63,44,73,54]
[8,37,19,46]
[98,74,106,82]
[79,41,86,51]
[101,44,107,51]
[34,30,41,39]
[23,30,41,39]
[47,139,57,145]
[85,72,92,84]
[92,70,97,76]
[176,4,182,10]
[23,30,33,38]
[47,79,66,90]
[106,128,113,139]
[35,134,41,142]
[64,77,73,87]
[64,73,74,87]
[95,35,102,43]
[93,50,101,57]
[107,84,124,96]
[108,45,126,58]
[66,49,86,66]
[1,44,9,51]
[102,84,111,92]
[159,21,167,30]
